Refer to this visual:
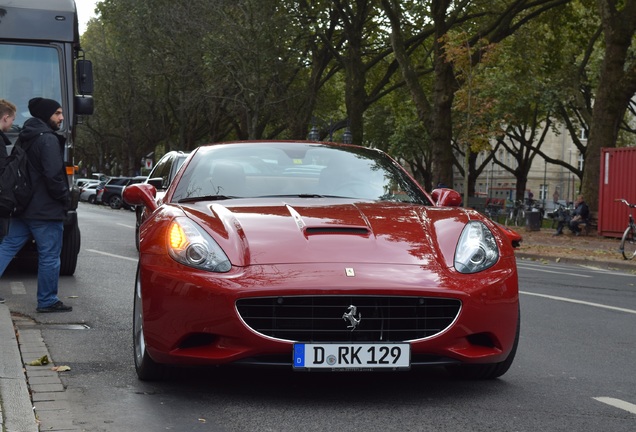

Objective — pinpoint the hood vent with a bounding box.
[305,227,369,236]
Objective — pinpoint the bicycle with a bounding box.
[547,203,572,230]
[484,203,503,222]
[505,200,525,227]
[615,198,636,260]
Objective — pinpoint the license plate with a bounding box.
[293,343,410,371]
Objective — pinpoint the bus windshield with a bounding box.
[0,43,63,131]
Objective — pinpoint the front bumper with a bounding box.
[139,255,519,367]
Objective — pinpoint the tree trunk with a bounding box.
[430,0,457,188]
[582,0,636,212]
[344,48,366,145]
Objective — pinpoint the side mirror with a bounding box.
[495,223,523,249]
[76,60,94,95]
[123,184,158,211]
[431,188,462,207]
[75,95,94,115]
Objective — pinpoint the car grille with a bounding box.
[236,296,461,342]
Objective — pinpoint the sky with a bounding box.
[76,0,99,34]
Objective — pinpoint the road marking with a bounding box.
[85,249,138,262]
[594,397,636,415]
[518,262,633,277]
[520,291,636,315]
[116,223,135,229]
[577,265,635,277]
[517,265,591,278]
[10,281,26,295]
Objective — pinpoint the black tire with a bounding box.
[109,195,123,209]
[446,307,520,380]
[515,210,525,227]
[59,220,80,276]
[504,210,513,226]
[133,264,165,380]
[620,226,636,260]
[88,195,96,204]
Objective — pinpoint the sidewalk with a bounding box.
[0,304,38,432]
[0,227,633,431]
[514,227,636,272]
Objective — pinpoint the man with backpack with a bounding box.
[0,98,17,304]
[0,98,72,312]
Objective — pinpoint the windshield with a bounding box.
[0,44,63,132]
[172,142,432,205]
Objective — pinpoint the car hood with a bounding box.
[180,199,475,268]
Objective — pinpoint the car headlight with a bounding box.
[167,217,231,272]
[454,221,499,274]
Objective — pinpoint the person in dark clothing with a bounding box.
[554,194,590,236]
[0,99,17,156]
[0,98,72,312]
[0,99,17,303]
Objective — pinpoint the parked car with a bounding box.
[130,151,190,250]
[79,182,100,204]
[123,141,521,381]
[74,178,98,189]
[98,176,147,209]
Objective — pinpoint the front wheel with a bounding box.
[619,226,636,260]
[133,265,165,381]
[59,220,80,276]
[109,196,123,209]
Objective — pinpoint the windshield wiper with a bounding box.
[256,194,328,198]
[178,195,237,203]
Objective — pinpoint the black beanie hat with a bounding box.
[28,98,62,122]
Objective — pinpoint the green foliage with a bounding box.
[76,0,635,194]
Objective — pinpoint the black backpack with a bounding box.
[0,138,34,217]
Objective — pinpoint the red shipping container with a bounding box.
[598,147,636,238]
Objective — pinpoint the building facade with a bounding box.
[454,124,585,211]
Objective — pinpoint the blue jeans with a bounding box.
[0,218,64,308]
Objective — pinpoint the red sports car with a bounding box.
[123,141,520,381]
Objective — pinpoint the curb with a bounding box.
[0,304,38,432]
[515,252,636,273]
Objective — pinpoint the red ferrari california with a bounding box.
[123,141,520,381]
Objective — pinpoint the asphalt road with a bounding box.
[2,202,635,431]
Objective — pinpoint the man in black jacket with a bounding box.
[0,98,72,312]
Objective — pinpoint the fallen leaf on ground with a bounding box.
[51,365,71,372]
[27,355,49,366]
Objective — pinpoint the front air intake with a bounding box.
[236,296,461,343]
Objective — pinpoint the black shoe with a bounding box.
[553,232,562,236]
[37,301,72,313]
[0,297,5,304]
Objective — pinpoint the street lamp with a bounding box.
[307,125,320,141]
[342,127,353,144]
[543,160,547,210]
[307,117,349,143]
